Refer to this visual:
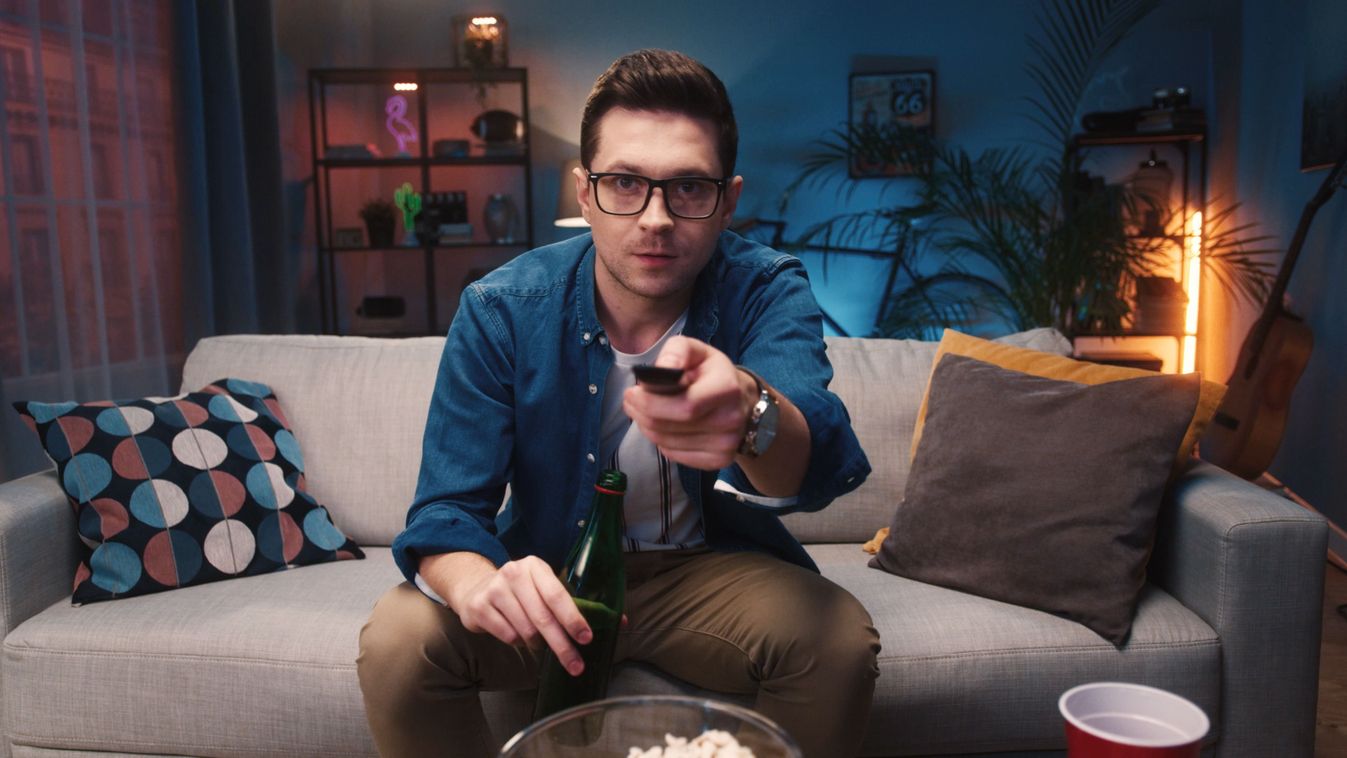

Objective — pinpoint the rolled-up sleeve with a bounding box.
[718,254,871,512]
[392,286,515,582]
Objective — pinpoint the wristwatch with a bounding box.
[736,366,779,458]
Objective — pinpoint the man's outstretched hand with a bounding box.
[622,335,754,471]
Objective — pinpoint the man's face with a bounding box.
[576,107,742,312]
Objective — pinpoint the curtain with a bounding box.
[177,0,290,343]
[0,0,186,481]
[0,0,290,481]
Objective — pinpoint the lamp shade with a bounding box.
[555,158,588,228]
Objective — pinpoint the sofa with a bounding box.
[0,331,1328,758]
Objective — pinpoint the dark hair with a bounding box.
[580,49,738,177]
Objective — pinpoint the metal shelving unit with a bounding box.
[1068,125,1208,371]
[308,67,534,335]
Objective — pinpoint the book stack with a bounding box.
[1135,107,1205,133]
[418,192,473,242]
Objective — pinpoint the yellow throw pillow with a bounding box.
[910,329,1226,470]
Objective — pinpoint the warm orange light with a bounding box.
[393,82,418,91]
[471,16,499,27]
[1182,211,1202,373]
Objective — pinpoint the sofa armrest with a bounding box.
[1150,461,1327,758]
[0,470,78,638]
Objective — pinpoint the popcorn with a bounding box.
[627,729,756,757]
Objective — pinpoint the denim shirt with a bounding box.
[391,231,871,582]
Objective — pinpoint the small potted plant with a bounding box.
[359,198,398,248]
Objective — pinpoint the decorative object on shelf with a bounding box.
[847,70,934,178]
[484,193,518,243]
[433,138,470,158]
[419,191,472,241]
[471,109,524,146]
[355,295,406,319]
[1132,275,1187,333]
[555,158,587,228]
[1128,150,1173,236]
[333,227,364,248]
[358,198,397,248]
[393,183,423,245]
[1134,105,1205,133]
[452,14,508,69]
[1080,99,1205,134]
[326,143,380,159]
[1152,86,1191,109]
[384,94,418,157]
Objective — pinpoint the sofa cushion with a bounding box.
[784,328,1071,544]
[12,380,363,604]
[181,335,447,548]
[808,544,1220,756]
[871,355,1201,645]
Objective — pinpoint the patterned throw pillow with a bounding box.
[13,379,364,604]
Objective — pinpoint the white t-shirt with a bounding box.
[600,311,705,552]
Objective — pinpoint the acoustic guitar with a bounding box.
[1200,149,1347,479]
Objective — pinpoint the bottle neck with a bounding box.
[566,487,624,582]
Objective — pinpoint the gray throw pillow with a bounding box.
[869,354,1201,645]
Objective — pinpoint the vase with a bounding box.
[484,193,517,243]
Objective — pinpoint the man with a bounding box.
[358,49,878,758]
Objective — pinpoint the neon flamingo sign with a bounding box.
[385,94,418,156]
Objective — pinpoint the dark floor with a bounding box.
[1317,563,1347,757]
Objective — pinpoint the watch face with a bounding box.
[755,398,780,454]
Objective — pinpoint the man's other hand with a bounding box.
[425,553,592,675]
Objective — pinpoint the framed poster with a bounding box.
[848,70,935,178]
[1301,0,1347,170]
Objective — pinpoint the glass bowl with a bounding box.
[499,695,802,757]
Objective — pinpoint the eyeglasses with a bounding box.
[588,172,727,220]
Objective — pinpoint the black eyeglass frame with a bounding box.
[587,172,729,220]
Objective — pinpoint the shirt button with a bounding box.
[599,335,608,345]
[587,453,596,463]
[588,383,598,395]
[577,519,586,527]
[582,331,592,342]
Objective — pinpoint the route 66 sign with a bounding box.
[849,70,935,177]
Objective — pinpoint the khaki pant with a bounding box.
[357,548,881,758]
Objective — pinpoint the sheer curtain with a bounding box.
[1,0,298,482]
[0,0,186,481]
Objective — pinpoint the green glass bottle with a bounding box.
[532,469,627,721]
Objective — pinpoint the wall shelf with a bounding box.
[1067,123,1208,373]
[308,66,534,335]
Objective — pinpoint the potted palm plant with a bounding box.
[784,0,1273,339]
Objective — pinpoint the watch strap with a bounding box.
[735,366,773,457]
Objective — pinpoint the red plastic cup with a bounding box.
[1059,682,1210,757]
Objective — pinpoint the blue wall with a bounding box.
[1221,0,1347,533]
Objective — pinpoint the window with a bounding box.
[9,133,43,194]
[0,44,30,103]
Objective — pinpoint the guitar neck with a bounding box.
[1242,150,1346,376]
